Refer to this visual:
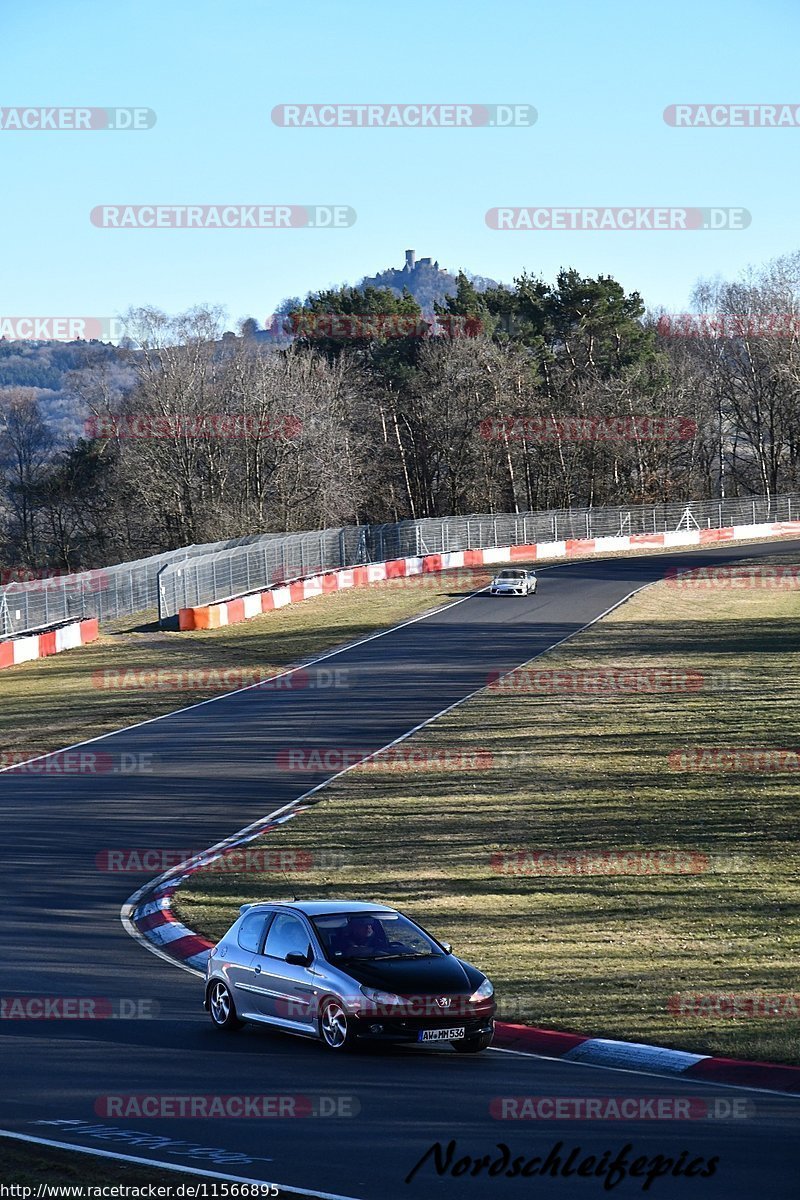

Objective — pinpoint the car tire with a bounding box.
[207,980,243,1031]
[452,1032,493,1053]
[319,996,358,1052]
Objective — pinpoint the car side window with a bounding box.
[237,911,270,954]
[263,913,310,961]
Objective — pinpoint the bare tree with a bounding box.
[0,388,54,565]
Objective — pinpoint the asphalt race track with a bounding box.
[2,542,799,1199]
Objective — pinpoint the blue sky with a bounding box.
[3,0,799,332]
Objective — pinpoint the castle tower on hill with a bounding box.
[403,249,440,273]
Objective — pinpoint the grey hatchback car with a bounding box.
[205,900,495,1052]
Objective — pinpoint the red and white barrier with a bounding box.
[0,618,99,671]
[178,520,800,632]
[128,795,800,1095]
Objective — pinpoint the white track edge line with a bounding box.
[4,536,790,776]
[16,547,790,1100]
[0,587,477,776]
[0,1130,364,1199]
[120,580,652,974]
[121,569,800,1097]
[487,1046,800,1101]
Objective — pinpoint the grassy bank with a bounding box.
[177,556,800,1064]
[0,572,485,764]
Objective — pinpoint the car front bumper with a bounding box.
[350,1001,496,1043]
[353,1016,494,1043]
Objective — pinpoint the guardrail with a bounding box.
[156,495,800,623]
[0,528,357,637]
[2,495,799,635]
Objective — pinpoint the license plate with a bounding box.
[418,1026,465,1043]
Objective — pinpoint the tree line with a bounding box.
[1,251,799,574]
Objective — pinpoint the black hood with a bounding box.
[335,953,482,995]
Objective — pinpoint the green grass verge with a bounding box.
[176,553,800,1065]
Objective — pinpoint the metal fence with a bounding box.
[156,526,368,623]
[0,530,293,637]
[2,494,799,636]
[368,495,800,558]
[155,493,800,623]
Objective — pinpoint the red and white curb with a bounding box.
[121,536,800,1096]
[124,812,800,1096]
[179,555,475,629]
[124,803,312,973]
[177,519,800,631]
[496,1024,800,1094]
[0,617,98,671]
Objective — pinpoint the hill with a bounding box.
[358,249,500,313]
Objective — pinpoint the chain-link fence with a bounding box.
[156,493,800,623]
[156,526,368,622]
[2,494,799,636]
[367,495,800,558]
[0,530,290,637]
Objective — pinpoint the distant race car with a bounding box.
[488,568,537,596]
[205,900,495,1053]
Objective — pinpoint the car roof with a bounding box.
[239,899,398,918]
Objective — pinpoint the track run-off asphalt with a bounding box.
[2,542,800,1199]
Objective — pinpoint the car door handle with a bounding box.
[254,965,261,974]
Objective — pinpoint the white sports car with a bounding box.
[489,568,537,596]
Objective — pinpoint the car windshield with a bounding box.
[497,570,526,579]
[311,911,444,962]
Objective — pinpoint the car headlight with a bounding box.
[359,986,403,1007]
[469,978,494,1003]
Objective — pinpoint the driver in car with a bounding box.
[340,917,382,957]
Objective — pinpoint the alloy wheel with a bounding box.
[321,999,348,1048]
[210,981,231,1025]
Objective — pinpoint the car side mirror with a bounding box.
[285,950,312,967]
[440,942,453,955]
